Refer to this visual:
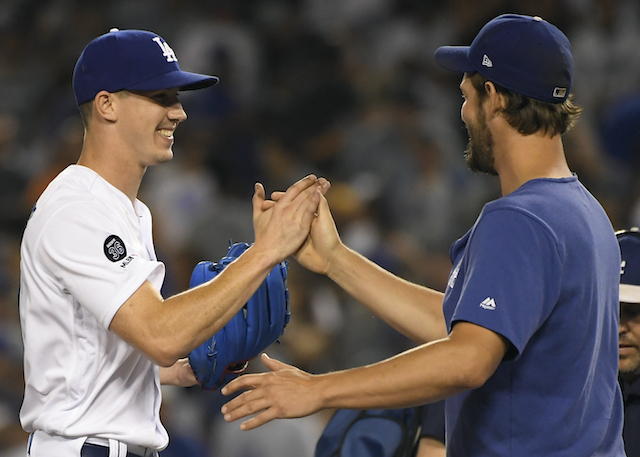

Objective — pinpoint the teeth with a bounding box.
[159,129,173,138]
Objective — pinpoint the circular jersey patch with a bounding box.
[104,235,127,262]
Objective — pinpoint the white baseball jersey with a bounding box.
[19,165,168,450]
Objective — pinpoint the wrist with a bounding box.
[325,243,350,282]
[243,243,281,272]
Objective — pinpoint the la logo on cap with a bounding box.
[152,37,177,63]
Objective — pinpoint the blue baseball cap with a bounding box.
[617,229,640,303]
[434,14,572,104]
[73,28,219,106]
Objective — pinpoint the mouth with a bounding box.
[619,343,638,356]
[158,128,175,140]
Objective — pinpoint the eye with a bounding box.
[155,91,181,107]
[621,304,640,321]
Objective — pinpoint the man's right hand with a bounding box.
[294,196,343,276]
[251,175,330,267]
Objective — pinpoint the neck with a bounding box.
[77,132,145,203]
[491,119,572,196]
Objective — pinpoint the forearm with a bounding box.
[162,247,275,351]
[327,245,447,343]
[221,323,506,430]
[316,338,476,410]
[112,245,276,366]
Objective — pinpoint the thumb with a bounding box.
[261,353,290,372]
[253,182,266,205]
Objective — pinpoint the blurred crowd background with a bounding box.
[1,0,640,455]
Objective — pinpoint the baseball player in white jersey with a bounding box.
[19,29,329,457]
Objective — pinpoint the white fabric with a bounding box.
[620,283,640,303]
[26,430,84,457]
[19,165,168,451]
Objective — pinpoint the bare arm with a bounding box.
[110,176,329,366]
[295,196,447,343]
[221,321,508,430]
[159,358,198,386]
[416,437,446,457]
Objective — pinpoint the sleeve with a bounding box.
[452,208,562,360]
[420,401,445,443]
[39,202,165,329]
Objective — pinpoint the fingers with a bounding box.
[222,390,281,430]
[260,353,289,371]
[266,178,329,208]
[261,200,276,210]
[317,178,331,195]
[269,191,285,202]
[239,410,280,430]
[253,176,331,263]
[252,182,266,212]
[222,372,259,397]
[276,174,318,204]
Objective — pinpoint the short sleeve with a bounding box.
[38,202,165,328]
[452,208,562,359]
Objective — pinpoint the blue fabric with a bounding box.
[622,377,640,456]
[435,14,572,103]
[442,176,625,456]
[188,242,290,390]
[315,406,433,457]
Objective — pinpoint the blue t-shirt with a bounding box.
[442,176,625,456]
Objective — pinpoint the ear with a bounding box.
[483,81,506,115]
[94,91,118,122]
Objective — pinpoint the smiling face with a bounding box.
[115,88,187,167]
[619,302,640,382]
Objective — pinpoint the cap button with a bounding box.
[109,28,120,32]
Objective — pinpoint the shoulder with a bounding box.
[26,168,127,244]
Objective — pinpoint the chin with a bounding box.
[155,150,174,164]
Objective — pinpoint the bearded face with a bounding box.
[463,98,497,176]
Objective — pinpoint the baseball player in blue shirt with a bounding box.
[221,14,625,457]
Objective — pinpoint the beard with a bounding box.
[464,106,497,176]
[619,333,640,383]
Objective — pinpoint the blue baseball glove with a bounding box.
[188,242,290,390]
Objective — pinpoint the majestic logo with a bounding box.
[152,37,178,63]
[482,54,493,68]
[480,297,496,310]
[104,235,127,262]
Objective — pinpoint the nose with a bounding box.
[620,313,630,335]
[169,103,187,124]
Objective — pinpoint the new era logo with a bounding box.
[482,54,493,68]
[480,297,496,310]
[552,87,567,98]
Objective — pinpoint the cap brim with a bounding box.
[620,284,640,304]
[434,46,476,73]
[127,69,219,92]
